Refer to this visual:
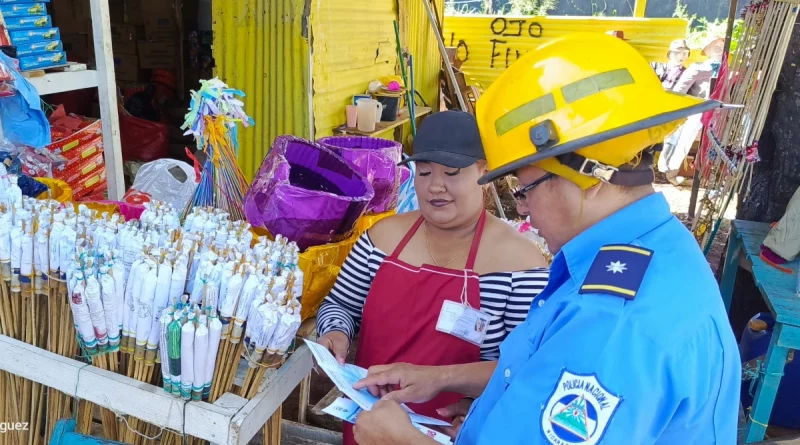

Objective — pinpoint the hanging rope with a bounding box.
[692,0,800,249]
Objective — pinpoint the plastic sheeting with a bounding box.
[244,135,374,251]
[396,155,419,214]
[317,136,402,214]
[0,51,50,147]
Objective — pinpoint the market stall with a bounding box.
[0,65,411,444]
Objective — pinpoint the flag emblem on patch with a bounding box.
[579,244,653,299]
[541,370,622,445]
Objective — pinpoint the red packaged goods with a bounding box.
[53,151,105,185]
[46,118,103,161]
[72,167,107,199]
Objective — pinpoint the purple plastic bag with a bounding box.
[244,136,374,251]
[317,136,402,214]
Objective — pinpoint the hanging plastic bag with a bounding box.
[396,155,419,214]
[122,159,198,210]
[243,135,374,251]
[119,113,169,162]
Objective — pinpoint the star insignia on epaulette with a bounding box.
[580,244,653,300]
[606,261,627,274]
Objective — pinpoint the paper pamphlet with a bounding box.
[304,339,450,427]
[322,397,453,445]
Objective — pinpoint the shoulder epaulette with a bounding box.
[579,244,654,300]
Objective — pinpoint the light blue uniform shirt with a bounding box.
[456,193,740,445]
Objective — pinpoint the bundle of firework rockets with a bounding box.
[182,78,253,221]
[0,195,303,443]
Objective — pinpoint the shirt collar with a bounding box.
[559,192,673,282]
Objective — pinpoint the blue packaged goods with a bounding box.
[0,0,48,3]
[16,40,62,57]
[19,51,65,71]
[4,15,51,31]
[0,3,47,17]
[9,27,59,44]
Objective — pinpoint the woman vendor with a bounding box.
[316,110,549,444]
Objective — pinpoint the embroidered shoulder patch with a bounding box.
[541,370,622,445]
[579,244,653,300]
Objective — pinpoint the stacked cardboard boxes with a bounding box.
[51,0,176,82]
[47,118,107,199]
[2,1,65,70]
[131,0,178,71]
[110,23,140,81]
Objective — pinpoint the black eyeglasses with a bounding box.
[512,173,555,201]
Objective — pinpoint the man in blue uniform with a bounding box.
[349,33,741,445]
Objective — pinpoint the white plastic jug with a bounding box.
[357,99,382,132]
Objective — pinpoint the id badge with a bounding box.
[435,300,490,346]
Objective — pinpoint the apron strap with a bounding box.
[465,210,487,270]
[391,210,488,267]
[391,216,426,258]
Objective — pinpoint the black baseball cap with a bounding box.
[399,110,485,168]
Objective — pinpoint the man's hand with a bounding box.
[353,363,446,404]
[317,331,350,365]
[436,398,474,439]
[353,400,434,445]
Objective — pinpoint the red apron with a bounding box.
[343,211,485,445]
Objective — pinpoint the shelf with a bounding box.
[334,106,432,137]
[0,332,313,445]
[26,70,99,96]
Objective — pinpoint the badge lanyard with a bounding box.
[435,270,491,346]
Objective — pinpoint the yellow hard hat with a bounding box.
[476,32,721,188]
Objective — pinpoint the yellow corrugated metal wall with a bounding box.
[443,15,689,90]
[399,0,444,110]
[310,0,399,137]
[213,0,311,180]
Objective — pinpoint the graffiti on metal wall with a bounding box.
[449,17,544,69]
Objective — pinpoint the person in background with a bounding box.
[350,32,740,445]
[315,110,548,445]
[651,39,691,90]
[659,36,725,185]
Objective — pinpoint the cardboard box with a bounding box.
[46,118,102,159]
[0,3,47,17]
[114,54,139,82]
[19,51,66,70]
[137,40,177,69]
[53,151,105,185]
[60,139,103,169]
[16,39,62,57]
[110,23,139,55]
[125,0,174,26]
[61,33,93,63]
[51,0,89,34]
[144,16,176,41]
[9,27,59,44]
[109,0,124,23]
[72,167,107,199]
[5,15,52,31]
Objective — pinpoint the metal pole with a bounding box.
[422,0,467,111]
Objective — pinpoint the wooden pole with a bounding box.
[633,0,647,17]
[88,0,124,199]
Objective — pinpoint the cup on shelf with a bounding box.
[346,105,358,128]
